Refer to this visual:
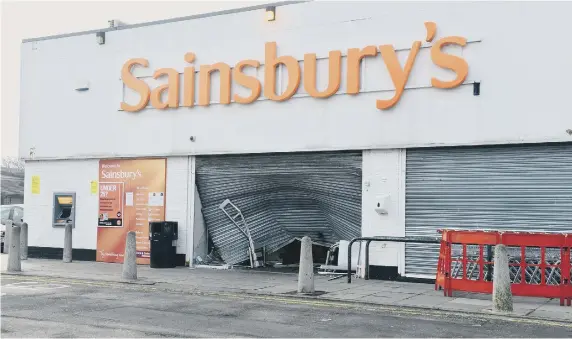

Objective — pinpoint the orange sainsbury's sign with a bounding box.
[120,22,469,112]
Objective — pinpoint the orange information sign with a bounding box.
[98,182,124,227]
[96,158,167,264]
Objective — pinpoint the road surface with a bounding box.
[1,275,570,338]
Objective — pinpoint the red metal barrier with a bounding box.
[435,229,571,306]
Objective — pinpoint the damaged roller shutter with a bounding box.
[196,151,362,265]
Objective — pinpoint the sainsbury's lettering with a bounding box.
[121,22,469,112]
[101,169,142,180]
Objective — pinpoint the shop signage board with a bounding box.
[120,21,469,112]
[96,158,167,264]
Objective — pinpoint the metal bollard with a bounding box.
[20,222,28,260]
[3,220,13,254]
[297,236,315,294]
[63,223,73,263]
[122,231,137,280]
[7,225,21,272]
[492,244,513,312]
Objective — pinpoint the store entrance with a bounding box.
[194,151,362,269]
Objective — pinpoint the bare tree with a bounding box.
[1,156,25,172]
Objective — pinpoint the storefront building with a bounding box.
[19,1,572,278]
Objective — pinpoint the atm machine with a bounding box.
[52,192,76,227]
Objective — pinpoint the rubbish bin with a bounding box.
[149,221,178,268]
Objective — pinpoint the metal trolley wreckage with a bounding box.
[196,198,357,277]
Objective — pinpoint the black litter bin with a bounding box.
[149,221,178,268]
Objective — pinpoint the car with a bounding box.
[1,204,24,249]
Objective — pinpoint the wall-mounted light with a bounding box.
[96,31,105,45]
[266,6,276,21]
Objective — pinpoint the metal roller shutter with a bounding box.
[196,151,362,265]
[405,143,572,277]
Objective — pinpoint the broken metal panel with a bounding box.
[196,151,362,266]
[268,192,336,243]
[219,199,260,267]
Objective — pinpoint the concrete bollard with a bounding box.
[122,231,137,280]
[63,223,73,263]
[3,220,13,254]
[492,244,513,312]
[7,225,21,272]
[297,236,315,294]
[20,222,28,260]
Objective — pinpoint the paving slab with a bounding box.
[395,294,461,308]
[357,294,410,304]
[449,297,491,307]
[256,284,299,294]
[528,309,572,322]
[324,292,372,301]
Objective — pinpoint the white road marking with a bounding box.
[7,282,69,288]
[2,282,70,295]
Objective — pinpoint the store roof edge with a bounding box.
[22,0,309,44]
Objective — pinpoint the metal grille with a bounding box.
[448,245,565,285]
[196,151,362,265]
[405,143,572,277]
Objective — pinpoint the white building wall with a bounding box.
[360,149,406,277]
[165,156,190,255]
[23,157,191,255]
[19,2,572,161]
[23,159,99,249]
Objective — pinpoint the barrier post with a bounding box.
[298,236,315,294]
[7,225,21,272]
[20,222,28,260]
[492,244,513,312]
[364,240,372,280]
[122,231,137,280]
[3,220,13,254]
[63,223,73,263]
[347,239,355,283]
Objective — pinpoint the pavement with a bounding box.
[1,254,571,325]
